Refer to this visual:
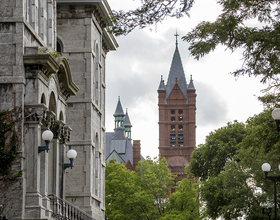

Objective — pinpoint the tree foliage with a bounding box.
[184,0,280,86]
[105,157,200,220]
[163,168,200,220]
[111,0,280,92]
[110,0,194,36]
[190,109,280,219]
[190,120,246,181]
[0,109,22,180]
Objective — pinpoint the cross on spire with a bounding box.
[174,31,179,47]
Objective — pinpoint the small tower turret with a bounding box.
[124,108,132,140]
[113,96,125,130]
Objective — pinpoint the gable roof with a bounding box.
[105,132,134,165]
[106,149,126,164]
[167,81,187,102]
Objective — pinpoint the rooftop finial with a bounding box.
[118,96,120,101]
[176,77,178,83]
[174,31,179,47]
[161,75,163,81]
[126,108,128,113]
[190,75,193,80]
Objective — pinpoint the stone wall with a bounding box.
[57,4,107,220]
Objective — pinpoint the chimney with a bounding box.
[133,140,141,169]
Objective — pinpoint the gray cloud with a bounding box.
[195,81,229,126]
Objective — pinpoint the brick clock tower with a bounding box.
[158,34,196,182]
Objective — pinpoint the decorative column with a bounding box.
[24,105,48,219]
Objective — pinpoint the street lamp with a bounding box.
[272,108,280,132]
[262,163,280,220]
[64,149,77,169]
[38,130,54,153]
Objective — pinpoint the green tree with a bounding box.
[105,157,200,220]
[184,0,280,86]
[112,1,280,92]
[190,120,246,181]
[110,0,194,36]
[191,109,280,219]
[162,168,200,220]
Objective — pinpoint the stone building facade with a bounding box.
[157,38,196,182]
[0,0,117,219]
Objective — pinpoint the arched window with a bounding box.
[41,93,46,104]
[49,92,57,115]
[59,111,64,121]
[57,38,63,54]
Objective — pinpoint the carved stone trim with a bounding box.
[45,110,56,129]
[52,120,66,140]
[61,125,72,144]
[24,104,48,123]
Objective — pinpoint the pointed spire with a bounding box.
[124,108,132,140]
[158,75,166,91]
[113,97,125,130]
[113,96,125,117]
[188,75,196,90]
[166,33,188,101]
[124,108,132,127]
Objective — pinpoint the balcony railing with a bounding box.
[49,194,96,220]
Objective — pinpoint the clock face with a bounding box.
[171,117,175,122]
[171,110,175,114]
[178,110,183,114]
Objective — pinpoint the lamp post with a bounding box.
[64,149,77,169]
[38,130,54,153]
[262,163,280,220]
[272,108,280,132]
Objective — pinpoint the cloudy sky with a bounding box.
[105,0,267,159]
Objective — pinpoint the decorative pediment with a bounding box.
[56,57,79,98]
[23,48,79,100]
[166,82,187,103]
[24,54,59,78]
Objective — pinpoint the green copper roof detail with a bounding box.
[124,108,132,127]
